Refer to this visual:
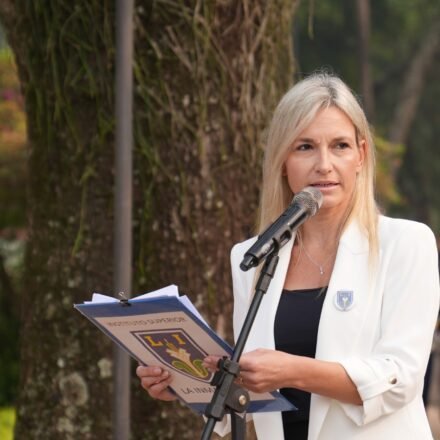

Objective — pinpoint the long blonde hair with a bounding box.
[258,72,379,256]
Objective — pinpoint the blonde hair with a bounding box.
[258,72,379,256]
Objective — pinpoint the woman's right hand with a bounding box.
[136,365,177,401]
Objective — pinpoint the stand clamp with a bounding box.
[202,358,249,440]
[207,357,249,417]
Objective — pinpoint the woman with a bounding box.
[137,73,440,439]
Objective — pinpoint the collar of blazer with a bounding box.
[244,219,370,352]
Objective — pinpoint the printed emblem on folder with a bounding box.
[75,285,295,413]
[133,328,213,383]
[334,290,354,311]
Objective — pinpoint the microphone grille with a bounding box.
[293,186,323,216]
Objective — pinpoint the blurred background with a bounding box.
[0,1,439,439]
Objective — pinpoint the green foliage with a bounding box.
[0,47,25,406]
[375,136,404,206]
[0,407,16,440]
[0,48,26,229]
[0,238,22,406]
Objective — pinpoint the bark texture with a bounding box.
[0,0,298,438]
[132,2,297,438]
[355,0,374,120]
[0,1,116,439]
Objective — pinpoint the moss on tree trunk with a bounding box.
[0,0,298,438]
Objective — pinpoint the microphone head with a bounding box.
[293,186,323,216]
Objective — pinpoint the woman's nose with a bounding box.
[315,148,332,174]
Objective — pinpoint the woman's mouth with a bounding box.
[311,182,339,188]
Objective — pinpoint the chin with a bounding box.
[320,197,350,213]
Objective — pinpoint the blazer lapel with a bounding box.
[309,221,372,440]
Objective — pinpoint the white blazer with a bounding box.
[222,216,439,440]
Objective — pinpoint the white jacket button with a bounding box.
[389,377,397,385]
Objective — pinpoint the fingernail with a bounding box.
[162,371,169,378]
[153,367,162,374]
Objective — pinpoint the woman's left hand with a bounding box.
[204,349,294,394]
[238,348,293,393]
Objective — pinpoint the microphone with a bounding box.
[240,186,323,271]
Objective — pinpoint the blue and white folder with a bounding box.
[75,285,294,414]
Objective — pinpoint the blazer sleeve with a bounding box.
[231,241,255,343]
[338,221,440,425]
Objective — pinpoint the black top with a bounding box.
[274,287,327,440]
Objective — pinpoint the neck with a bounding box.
[300,207,349,249]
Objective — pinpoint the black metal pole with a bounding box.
[113,1,134,439]
[201,250,280,439]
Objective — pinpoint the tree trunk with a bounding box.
[389,19,440,146]
[0,0,298,438]
[355,0,374,121]
[131,2,298,438]
[0,1,116,439]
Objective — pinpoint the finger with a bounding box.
[140,370,170,390]
[148,376,175,400]
[203,355,219,364]
[203,355,222,370]
[203,357,217,371]
[136,365,163,378]
[239,356,256,372]
[147,378,169,396]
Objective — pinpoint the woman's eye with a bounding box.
[296,143,312,151]
[335,142,350,149]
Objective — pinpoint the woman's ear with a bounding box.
[356,139,366,173]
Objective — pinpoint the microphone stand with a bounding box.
[201,248,280,440]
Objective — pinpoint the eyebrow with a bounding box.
[332,136,354,143]
[294,136,354,144]
[294,137,315,143]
